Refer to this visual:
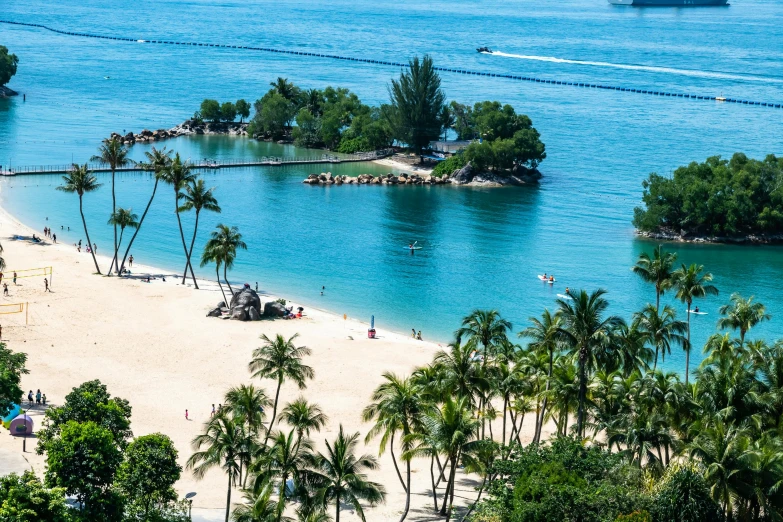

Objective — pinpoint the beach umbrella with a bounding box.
[371,315,375,329]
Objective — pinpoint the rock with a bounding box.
[248,306,261,321]
[206,307,222,317]
[230,307,247,321]
[217,301,226,309]
[308,174,319,180]
[451,162,475,184]
[263,301,287,318]
[226,286,263,321]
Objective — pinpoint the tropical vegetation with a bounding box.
[0,45,18,88]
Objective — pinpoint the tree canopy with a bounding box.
[633,153,783,238]
[0,46,18,87]
[0,343,27,418]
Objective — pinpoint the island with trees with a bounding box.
[0,45,19,96]
[634,153,783,243]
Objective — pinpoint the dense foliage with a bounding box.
[432,153,466,177]
[633,153,783,238]
[197,98,249,123]
[0,343,27,418]
[0,46,18,87]
[0,471,70,521]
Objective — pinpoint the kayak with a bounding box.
[537,275,556,283]
[405,246,423,250]
[688,310,708,315]
[556,294,572,300]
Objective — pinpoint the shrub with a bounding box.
[651,462,723,522]
[432,153,465,177]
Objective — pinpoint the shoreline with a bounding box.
[637,229,783,245]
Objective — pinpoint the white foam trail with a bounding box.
[489,51,783,84]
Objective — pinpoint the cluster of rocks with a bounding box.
[206,287,288,321]
[0,86,18,97]
[303,171,453,186]
[302,162,542,188]
[111,120,249,146]
[637,229,783,245]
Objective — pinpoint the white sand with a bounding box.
[373,158,434,175]
[0,204,547,520]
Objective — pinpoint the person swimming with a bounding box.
[694,306,700,313]
[565,287,570,294]
[549,275,554,282]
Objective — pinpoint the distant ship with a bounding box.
[609,0,728,5]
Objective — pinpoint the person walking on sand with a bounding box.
[44,278,50,292]
[417,330,422,340]
[93,243,97,254]
[28,390,33,407]
[52,234,56,243]
[185,409,189,420]
[211,404,215,417]
[13,272,17,285]
[128,255,133,267]
[3,284,8,296]
[42,393,47,406]
[36,390,41,405]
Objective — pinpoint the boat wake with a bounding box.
[489,51,783,84]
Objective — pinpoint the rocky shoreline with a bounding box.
[637,229,783,245]
[110,120,248,145]
[0,86,18,97]
[303,161,541,187]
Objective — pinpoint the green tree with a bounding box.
[0,46,19,87]
[292,108,322,148]
[236,99,251,123]
[158,153,198,288]
[635,304,687,371]
[632,245,677,311]
[224,384,271,434]
[672,263,719,384]
[201,99,222,123]
[270,77,301,103]
[0,343,27,419]
[0,471,70,522]
[44,420,124,519]
[37,379,132,454]
[253,429,314,521]
[249,333,314,445]
[107,207,139,275]
[200,224,247,300]
[362,373,422,522]
[91,138,130,274]
[251,92,296,140]
[388,55,445,158]
[116,433,182,519]
[448,101,474,140]
[652,462,722,522]
[279,397,328,451]
[119,146,173,273]
[718,293,770,346]
[311,425,386,522]
[56,164,103,274]
[221,101,238,122]
[178,178,221,285]
[231,481,289,522]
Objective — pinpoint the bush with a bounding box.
[337,136,371,154]
[651,462,723,522]
[615,512,651,522]
[432,154,466,177]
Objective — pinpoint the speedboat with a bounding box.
[476,47,493,54]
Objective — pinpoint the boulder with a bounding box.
[451,162,475,184]
[263,301,287,318]
[217,301,226,308]
[206,307,222,317]
[248,306,261,321]
[230,307,247,321]
[228,286,262,321]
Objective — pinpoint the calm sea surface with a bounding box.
[1,0,782,372]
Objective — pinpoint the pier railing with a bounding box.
[2,149,394,176]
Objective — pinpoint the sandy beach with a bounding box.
[373,157,435,176]
[0,203,544,521]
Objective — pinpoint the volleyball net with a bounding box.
[0,302,28,325]
[3,267,53,281]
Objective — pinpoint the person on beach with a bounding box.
[36,390,41,405]
[13,272,17,285]
[417,330,422,340]
[93,243,97,253]
[185,409,189,420]
[44,278,50,292]
[3,284,8,296]
[78,240,82,249]
[28,391,33,407]
[52,234,56,243]
[42,393,47,406]
[255,282,258,292]
[211,404,215,417]
[129,255,133,267]
[411,329,416,338]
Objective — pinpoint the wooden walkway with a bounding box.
[1,150,393,176]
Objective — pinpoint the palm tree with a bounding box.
[91,138,129,273]
[631,244,677,311]
[119,147,172,274]
[178,178,221,285]
[249,333,314,445]
[432,341,486,407]
[224,384,271,434]
[362,373,422,522]
[672,263,719,385]
[188,415,254,522]
[557,289,624,438]
[271,77,300,102]
[311,425,386,522]
[231,481,290,522]
[201,224,247,298]
[635,304,687,371]
[106,208,138,274]
[520,309,562,443]
[56,164,103,274]
[158,153,198,287]
[455,309,512,362]
[279,397,328,452]
[460,439,499,521]
[254,429,314,522]
[718,293,770,347]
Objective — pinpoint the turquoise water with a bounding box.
[1,0,783,373]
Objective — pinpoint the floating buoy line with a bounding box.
[2,20,780,110]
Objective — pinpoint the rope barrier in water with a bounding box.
[2,19,781,110]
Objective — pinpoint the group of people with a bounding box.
[27,389,47,407]
[542,273,555,282]
[411,329,423,340]
[284,306,304,319]
[75,239,97,254]
[42,227,57,243]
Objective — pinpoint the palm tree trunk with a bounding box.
[502,395,508,446]
[399,459,411,522]
[264,377,283,445]
[215,265,228,306]
[439,469,452,516]
[685,304,691,385]
[389,432,407,492]
[277,472,287,522]
[119,178,158,274]
[183,210,201,285]
[224,264,234,296]
[460,475,487,522]
[577,352,587,438]
[654,346,659,371]
[430,455,440,511]
[111,167,118,275]
[174,194,199,289]
[335,493,340,522]
[536,347,555,444]
[445,456,458,521]
[225,473,232,522]
[79,197,102,274]
[109,228,125,276]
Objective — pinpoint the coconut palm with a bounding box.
[432,341,486,407]
[631,244,677,311]
[520,309,562,443]
[249,333,314,445]
[231,481,290,522]
[271,77,300,103]
[178,178,221,285]
[455,309,512,362]
[91,137,130,274]
[672,263,719,385]
[56,164,103,274]
[613,318,655,376]
[201,224,247,298]
[279,397,328,452]
[158,153,198,287]
[224,384,271,434]
[718,293,770,347]
[636,304,687,371]
[460,439,500,521]
[556,289,625,438]
[311,425,386,522]
[106,208,138,274]
[119,146,172,274]
[188,415,254,522]
[362,373,422,522]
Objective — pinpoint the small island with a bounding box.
[0,45,19,97]
[633,153,783,243]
